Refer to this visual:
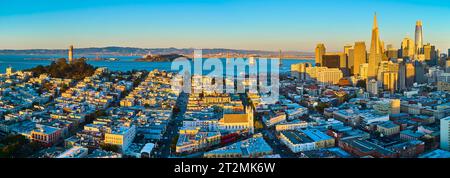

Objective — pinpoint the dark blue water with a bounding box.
[0,55,314,74]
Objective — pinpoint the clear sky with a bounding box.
[0,0,449,52]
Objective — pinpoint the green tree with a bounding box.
[315,102,329,113]
[100,143,121,153]
[356,80,366,89]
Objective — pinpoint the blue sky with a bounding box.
[0,0,449,52]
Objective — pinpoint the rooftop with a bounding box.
[221,113,249,123]
[341,138,395,156]
[377,121,399,129]
[301,129,333,142]
[56,146,88,158]
[400,129,425,138]
[419,149,450,158]
[33,125,60,135]
[281,130,314,145]
[204,133,272,157]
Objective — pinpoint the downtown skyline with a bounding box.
[0,0,449,52]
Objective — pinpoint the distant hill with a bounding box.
[0,47,314,59]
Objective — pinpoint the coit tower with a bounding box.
[68,45,74,63]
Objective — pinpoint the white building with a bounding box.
[359,111,389,126]
[279,130,316,153]
[367,79,378,96]
[440,117,450,151]
[279,129,335,153]
[262,112,286,127]
[56,146,89,158]
[275,121,309,131]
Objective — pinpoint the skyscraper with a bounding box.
[386,45,398,59]
[423,43,437,65]
[380,40,388,61]
[315,44,326,67]
[279,49,283,66]
[415,20,423,56]
[406,63,415,87]
[344,45,353,73]
[446,60,450,73]
[367,79,378,96]
[359,63,369,80]
[414,61,426,84]
[383,72,398,93]
[368,13,383,80]
[68,45,74,63]
[348,48,355,75]
[291,63,310,80]
[378,61,399,85]
[380,40,386,54]
[322,52,346,69]
[344,45,353,56]
[401,36,415,59]
[353,42,367,76]
[398,61,406,90]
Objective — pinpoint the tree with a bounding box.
[254,120,264,130]
[26,57,96,80]
[100,143,121,153]
[0,135,43,158]
[315,102,329,113]
[356,80,366,89]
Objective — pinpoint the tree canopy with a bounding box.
[27,58,96,80]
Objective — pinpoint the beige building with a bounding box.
[104,125,136,152]
[391,99,401,114]
[275,121,308,131]
[402,37,415,58]
[353,42,367,76]
[423,43,436,62]
[315,44,326,67]
[406,63,415,87]
[437,73,450,91]
[317,68,343,84]
[359,63,369,80]
[387,46,398,59]
[377,121,400,136]
[219,107,254,134]
[305,66,328,79]
[291,63,308,79]
[383,72,398,93]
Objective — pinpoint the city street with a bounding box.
[154,92,188,158]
